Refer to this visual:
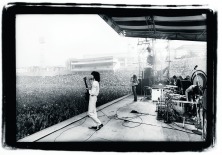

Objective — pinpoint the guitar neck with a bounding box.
[83,78,90,101]
[83,78,88,89]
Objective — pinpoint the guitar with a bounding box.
[83,77,89,101]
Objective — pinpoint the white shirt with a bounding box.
[89,81,99,96]
[130,78,138,86]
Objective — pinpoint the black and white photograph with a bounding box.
[1,0,219,153]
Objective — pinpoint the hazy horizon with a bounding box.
[16,14,206,69]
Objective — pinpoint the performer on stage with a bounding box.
[130,74,139,101]
[172,75,177,86]
[185,84,202,102]
[173,75,182,94]
[185,84,203,117]
[86,71,103,131]
[184,75,191,81]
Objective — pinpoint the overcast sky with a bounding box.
[16,14,206,68]
[16,14,134,68]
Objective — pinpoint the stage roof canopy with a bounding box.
[100,14,206,41]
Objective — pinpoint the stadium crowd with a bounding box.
[16,70,135,140]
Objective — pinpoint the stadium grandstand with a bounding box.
[66,52,139,72]
[67,56,117,72]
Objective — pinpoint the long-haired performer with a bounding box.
[86,71,103,131]
[130,74,139,101]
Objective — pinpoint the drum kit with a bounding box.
[156,84,178,121]
[156,84,204,136]
[155,66,207,139]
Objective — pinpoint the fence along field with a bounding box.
[16,71,132,141]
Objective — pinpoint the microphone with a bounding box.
[194,65,198,70]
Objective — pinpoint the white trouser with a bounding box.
[88,95,101,126]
